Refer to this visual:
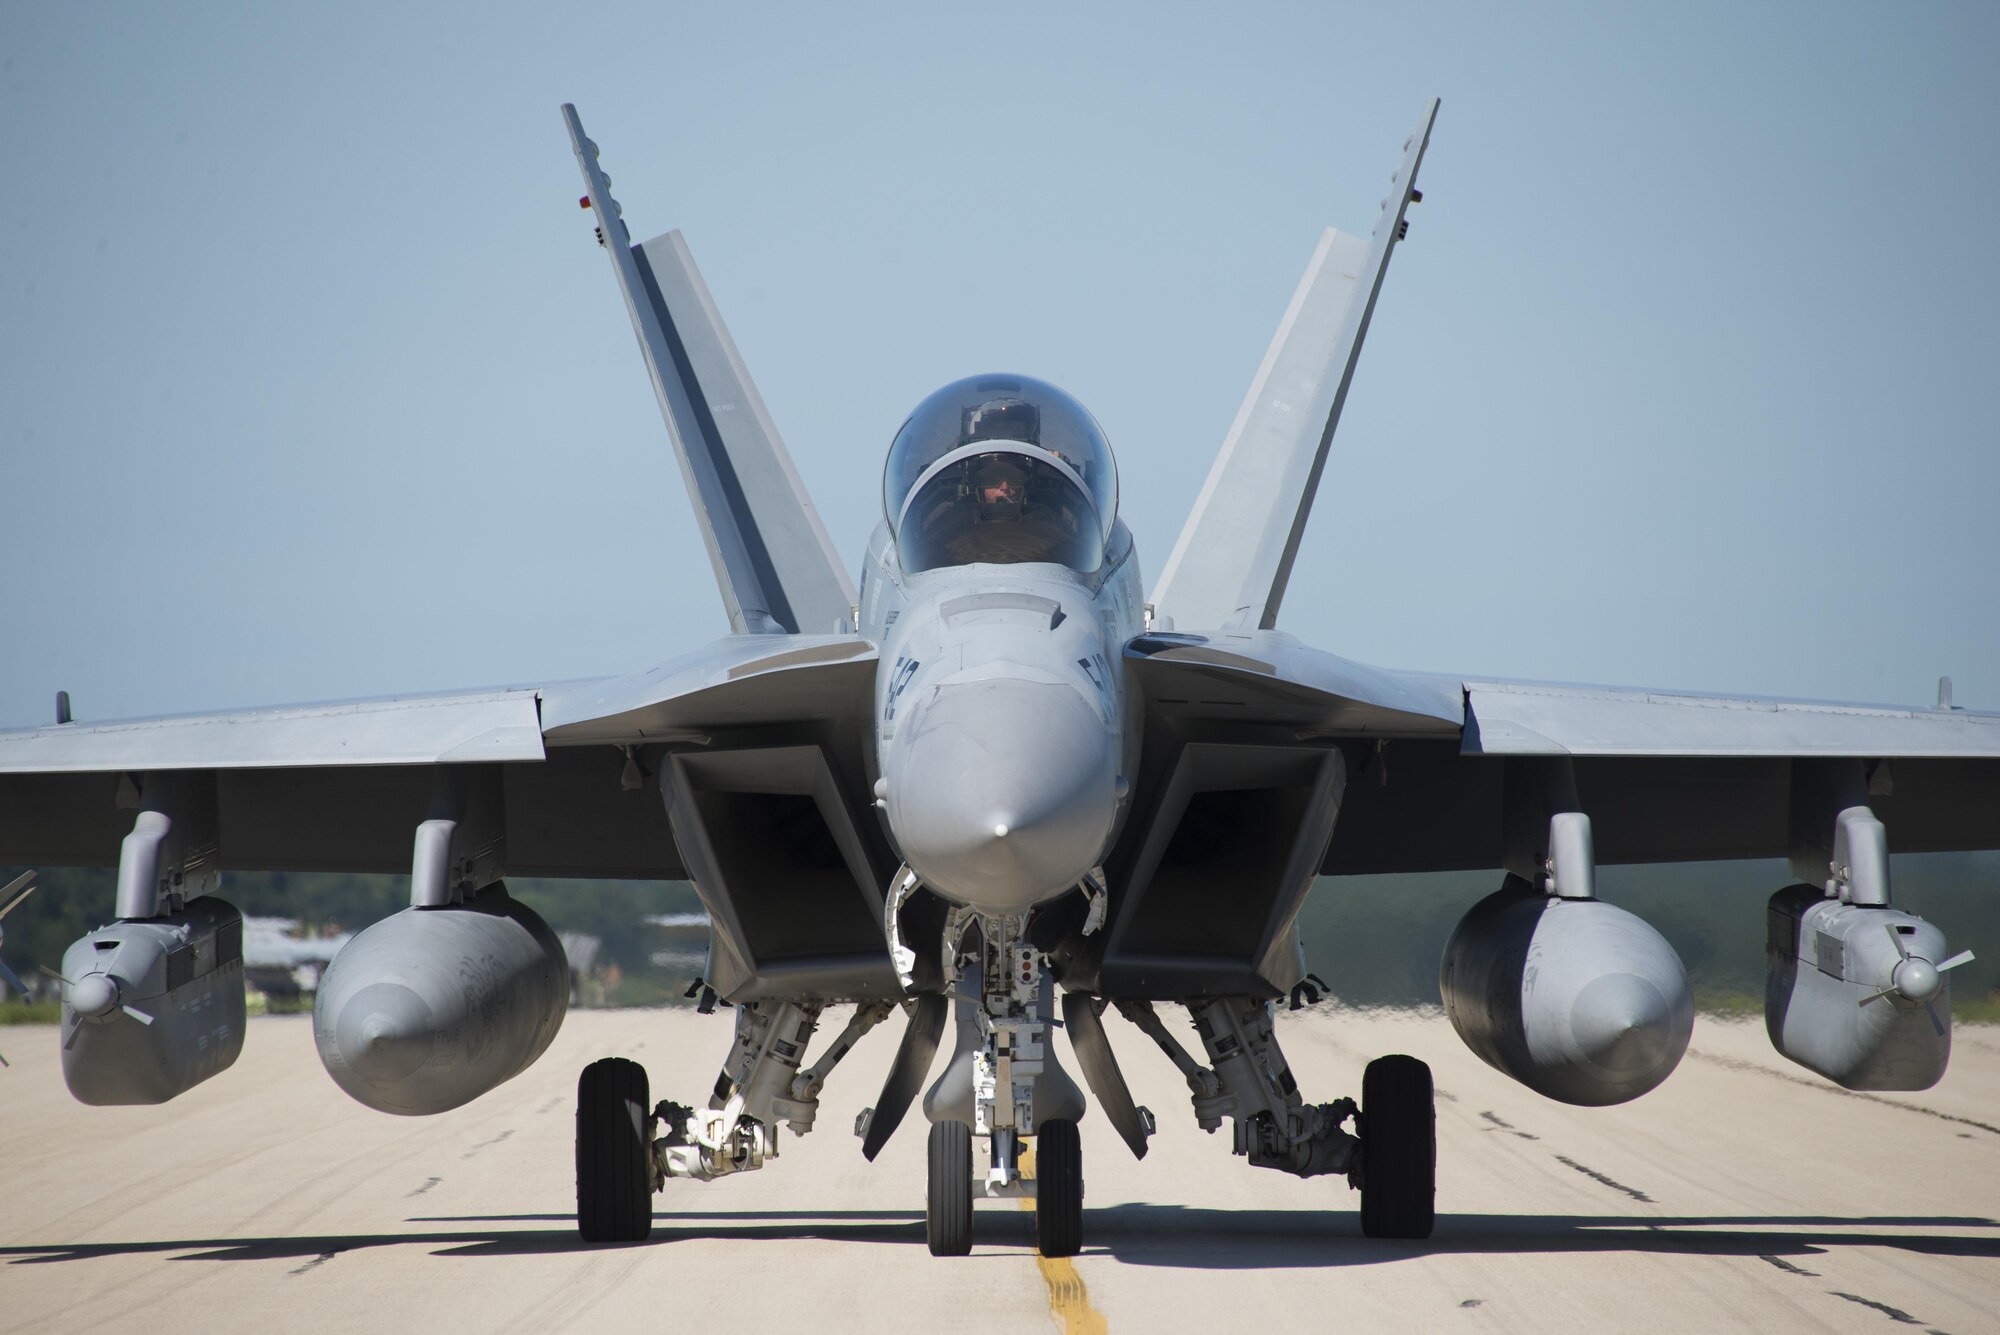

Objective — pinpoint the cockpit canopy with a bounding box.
[884,374,1118,574]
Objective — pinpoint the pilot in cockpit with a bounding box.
[884,375,1118,575]
[973,458,1027,514]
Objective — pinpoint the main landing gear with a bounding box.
[1117,995,1435,1240]
[573,998,896,1244]
[1357,1054,1435,1239]
[571,950,1431,1250]
[575,1056,654,1243]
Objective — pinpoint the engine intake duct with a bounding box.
[1440,877,1692,1107]
[663,742,911,1002]
[1091,741,1346,998]
[314,883,567,1115]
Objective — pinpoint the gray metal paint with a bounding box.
[923,993,1084,1128]
[860,992,948,1160]
[114,771,220,920]
[7,99,2000,1141]
[0,688,546,774]
[1440,878,1694,1106]
[1125,630,1464,735]
[1061,991,1150,1159]
[1765,884,1955,1090]
[868,558,1142,919]
[1094,742,1345,999]
[564,105,853,637]
[539,634,875,743]
[1151,100,1438,633]
[313,885,568,1115]
[661,742,898,1002]
[1464,678,2000,757]
[60,896,246,1105]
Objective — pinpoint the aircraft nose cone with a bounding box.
[1570,972,1677,1078]
[887,679,1117,914]
[67,973,119,1019]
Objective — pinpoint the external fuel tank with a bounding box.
[1440,877,1693,1107]
[314,883,568,1115]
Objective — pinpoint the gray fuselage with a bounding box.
[860,519,1145,915]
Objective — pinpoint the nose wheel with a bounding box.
[1034,1118,1083,1257]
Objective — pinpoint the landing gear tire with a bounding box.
[1359,1053,1435,1240]
[1035,1118,1083,1258]
[576,1056,653,1243]
[927,1120,974,1256]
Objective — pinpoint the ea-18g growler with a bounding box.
[2,100,1991,1258]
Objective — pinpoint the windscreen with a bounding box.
[883,374,1117,573]
[898,451,1102,572]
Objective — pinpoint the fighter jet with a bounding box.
[0,100,1991,1256]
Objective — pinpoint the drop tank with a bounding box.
[314,883,568,1115]
[1440,877,1693,1107]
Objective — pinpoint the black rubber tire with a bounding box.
[1035,1119,1083,1258]
[927,1120,974,1256]
[1359,1053,1436,1239]
[576,1057,653,1243]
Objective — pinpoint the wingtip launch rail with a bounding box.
[562,103,855,636]
[1152,98,1440,633]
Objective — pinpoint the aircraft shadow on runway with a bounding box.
[1070,1207,2000,1271]
[1,1209,1994,1266]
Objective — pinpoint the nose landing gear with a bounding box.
[920,911,1087,1258]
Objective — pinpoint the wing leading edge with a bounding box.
[0,636,877,878]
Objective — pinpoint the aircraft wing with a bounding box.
[0,634,876,878]
[1125,632,2000,876]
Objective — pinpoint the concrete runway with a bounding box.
[2,1005,1996,1334]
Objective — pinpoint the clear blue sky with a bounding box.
[3,1,1996,728]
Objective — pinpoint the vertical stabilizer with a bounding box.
[563,104,855,636]
[1151,99,1438,632]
